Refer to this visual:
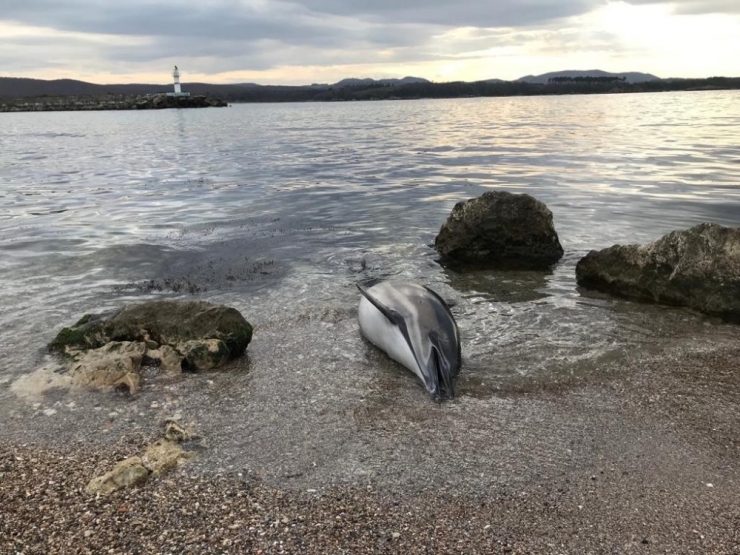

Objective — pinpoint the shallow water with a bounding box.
[1,90,740,391]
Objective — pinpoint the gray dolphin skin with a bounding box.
[357,281,461,400]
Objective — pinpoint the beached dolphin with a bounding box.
[357,281,461,400]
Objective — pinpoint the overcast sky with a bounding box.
[1,0,738,84]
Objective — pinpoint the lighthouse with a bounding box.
[173,65,182,94]
[167,65,190,97]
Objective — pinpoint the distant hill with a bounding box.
[0,77,111,97]
[329,76,430,88]
[517,70,660,84]
[3,73,739,106]
[0,76,431,97]
[0,77,268,98]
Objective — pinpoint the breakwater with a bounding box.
[0,93,227,112]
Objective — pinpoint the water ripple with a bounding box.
[1,91,740,382]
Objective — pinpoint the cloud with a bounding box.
[625,0,740,15]
[297,0,598,27]
[2,0,600,79]
[1,0,738,83]
[2,0,600,39]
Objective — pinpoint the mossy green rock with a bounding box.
[50,300,253,362]
[179,339,232,371]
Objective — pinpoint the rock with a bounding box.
[141,439,193,477]
[51,300,252,357]
[576,223,740,321]
[145,345,183,375]
[434,191,564,270]
[85,436,194,495]
[68,341,146,393]
[0,93,228,112]
[164,419,195,442]
[179,339,231,371]
[85,457,149,495]
[48,300,252,391]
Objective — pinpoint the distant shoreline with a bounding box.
[1,79,738,112]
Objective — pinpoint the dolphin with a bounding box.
[357,281,461,400]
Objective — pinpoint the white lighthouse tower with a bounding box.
[173,65,182,94]
[167,65,190,97]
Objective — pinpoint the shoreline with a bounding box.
[1,84,738,113]
[3,338,740,553]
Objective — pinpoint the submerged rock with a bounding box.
[576,223,740,321]
[49,300,252,392]
[434,191,564,270]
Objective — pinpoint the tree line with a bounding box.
[210,77,740,103]
[547,76,627,84]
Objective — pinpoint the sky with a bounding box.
[0,0,738,85]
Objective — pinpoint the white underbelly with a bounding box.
[358,297,422,381]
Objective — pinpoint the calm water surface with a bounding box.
[1,91,740,389]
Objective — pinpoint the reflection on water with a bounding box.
[1,90,740,388]
[443,267,551,304]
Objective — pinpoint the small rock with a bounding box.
[141,439,193,476]
[164,419,195,442]
[85,457,149,495]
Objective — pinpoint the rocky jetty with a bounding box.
[49,300,253,392]
[0,93,226,112]
[434,191,564,270]
[576,223,740,321]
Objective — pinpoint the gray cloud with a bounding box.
[1,0,672,79]
[1,0,605,50]
[3,0,600,38]
[296,0,597,27]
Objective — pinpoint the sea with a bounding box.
[1,90,740,408]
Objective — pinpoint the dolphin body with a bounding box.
[357,281,461,400]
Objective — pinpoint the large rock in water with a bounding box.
[49,300,253,391]
[576,223,740,321]
[434,191,564,270]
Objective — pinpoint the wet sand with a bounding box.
[2,315,739,553]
